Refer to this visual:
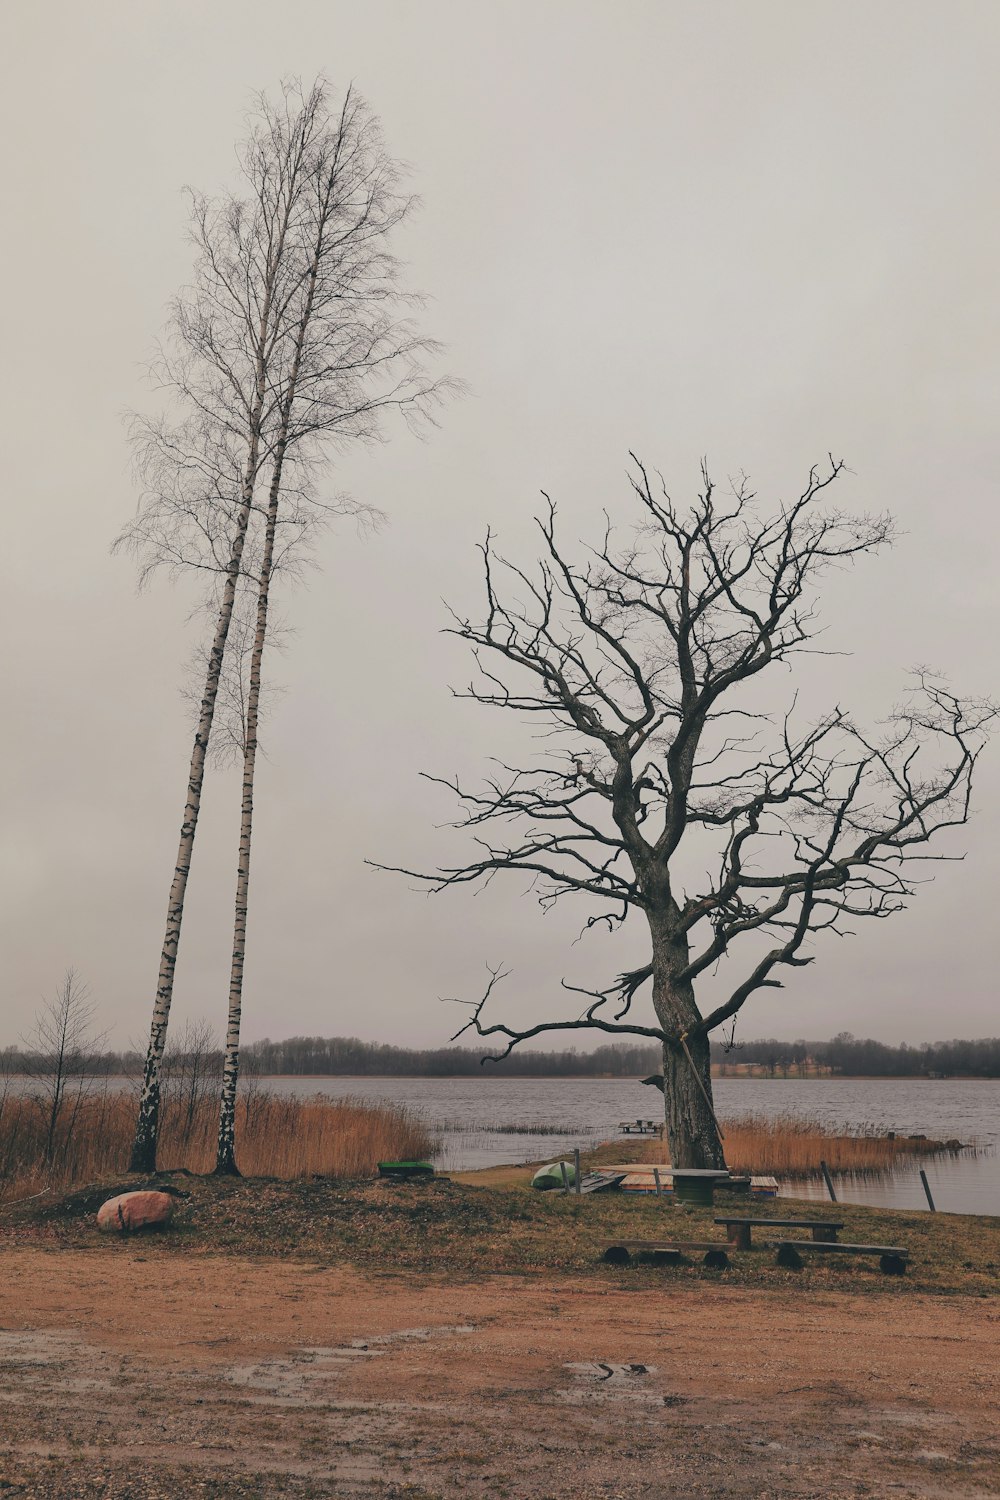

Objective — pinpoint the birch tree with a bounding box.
[118,79,448,1174]
[378,459,995,1169]
[213,80,442,1175]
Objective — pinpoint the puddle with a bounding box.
[351,1324,475,1348]
[226,1326,476,1405]
[871,1407,956,1430]
[0,1330,116,1395]
[557,1360,668,1406]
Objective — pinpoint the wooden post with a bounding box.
[820,1160,838,1203]
[574,1149,581,1195]
[559,1160,570,1192]
[730,1222,751,1252]
[919,1169,936,1212]
[653,1167,662,1197]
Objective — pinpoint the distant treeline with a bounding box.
[241,1032,1000,1078]
[240,1036,662,1078]
[3,1031,999,1079]
[735,1033,1000,1079]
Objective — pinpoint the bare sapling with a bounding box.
[22,969,105,1169]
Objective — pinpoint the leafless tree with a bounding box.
[117,78,452,1173]
[22,970,105,1167]
[377,458,995,1168]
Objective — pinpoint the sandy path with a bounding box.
[0,1248,997,1497]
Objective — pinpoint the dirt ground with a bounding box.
[0,1249,997,1498]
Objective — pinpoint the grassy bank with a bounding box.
[0,1090,433,1203]
[1,1159,996,1299]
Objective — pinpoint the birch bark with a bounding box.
[213,443,285,1174]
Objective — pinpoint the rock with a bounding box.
[96,1190,175,1234]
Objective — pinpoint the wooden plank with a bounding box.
[671,1168,732,1178]
[602,1240,732,1252]
[716,1217,843,1250]
[714,1218,843,1227]
[601,1163,672,1173]
[769,1240,908,1257]
[770,1240,909,1275]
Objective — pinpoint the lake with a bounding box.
[264,1074,1000,1217]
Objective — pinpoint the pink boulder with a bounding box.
[96,1190,175,1234]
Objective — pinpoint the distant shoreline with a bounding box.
[4,1070,998,1084]
[254,1072,1000,1083]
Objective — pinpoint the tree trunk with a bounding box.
[660,1030,726,1170]
[129,555,253,1173]
[214,468,278,1176]
[648,919,726,1170]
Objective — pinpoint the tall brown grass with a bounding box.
[0,1088,436,1204]
[637,1111,966,1177]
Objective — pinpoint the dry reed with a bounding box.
[637,1110,965,1177]
[0,1088,435,1203]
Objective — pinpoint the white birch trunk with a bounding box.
[213,454,281,1174]
[128,450,261,1172]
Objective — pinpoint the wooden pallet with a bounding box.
[612,1170,779,1199]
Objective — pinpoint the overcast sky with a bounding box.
[2,1,998,1052]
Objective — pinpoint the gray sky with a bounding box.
[2,1,998,1051]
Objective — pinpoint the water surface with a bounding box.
[264,1074,1000,1216]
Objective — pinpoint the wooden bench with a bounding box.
[768,1239,909,1275]
[618,1120,662,1135]
[601,1239,731,1269]
[715,1216,843,1251]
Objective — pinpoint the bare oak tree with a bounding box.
[118,79,450,1173]
[379,458,995,1168]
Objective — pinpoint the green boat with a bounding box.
[531,1161,576,1190]
[377,1160,435,1180]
